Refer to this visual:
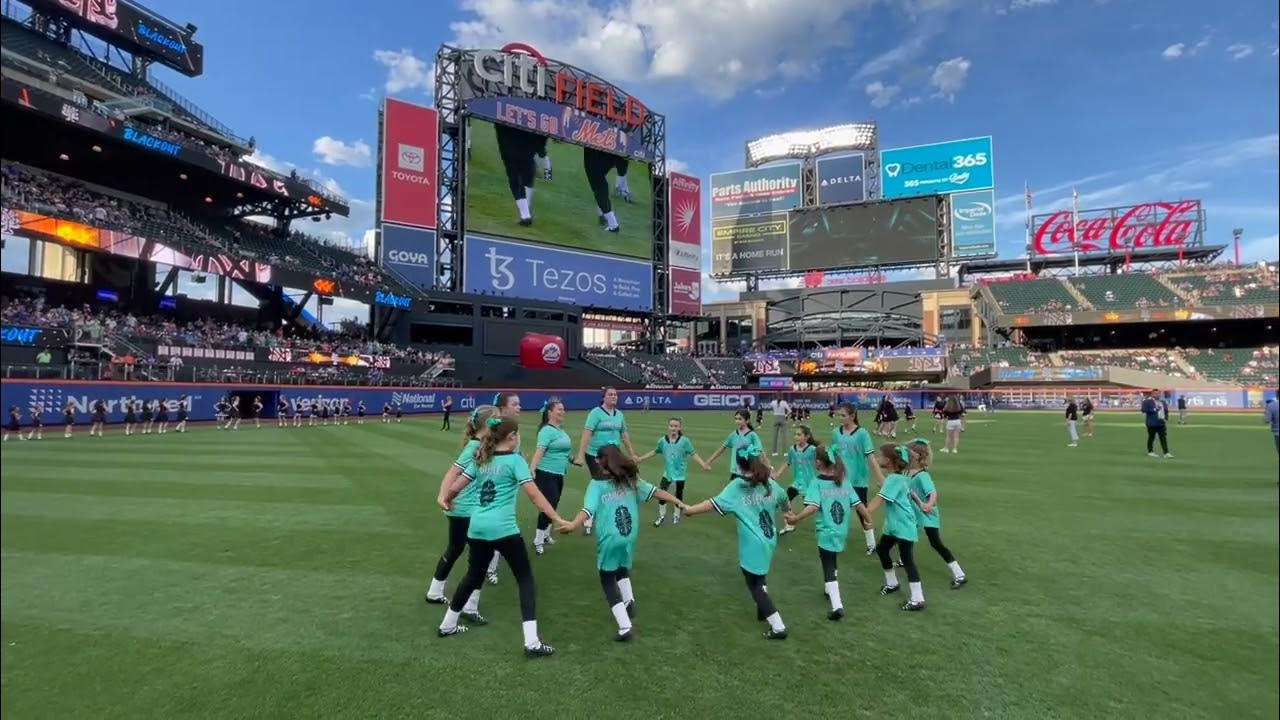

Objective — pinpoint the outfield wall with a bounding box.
[0,380,1274,424]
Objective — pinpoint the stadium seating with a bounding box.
[1067,274,1182,311]
[585,353,645,383]
[986,278,1080,313]
[1181,346,1279,386]
[1163,267,1280,306]
[584,352,748,387]
[947,344,1042,375]
[1057,348,1189,377]
[699,357,749,386]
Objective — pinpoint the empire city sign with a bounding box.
[468,43,648,128]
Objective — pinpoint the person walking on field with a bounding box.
[1141,390,1173,459]
[1177,395,1188,425]
[1264,397,1278,459]
[770,396,791,456]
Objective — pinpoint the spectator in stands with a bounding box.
[1140,391,1173,459]
[35,349,52,364]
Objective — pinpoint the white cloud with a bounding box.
[451,0,871,101]
[864,80,901,108]
[1226,43,1255,61]
[243,149,293,174]
[1161,43,1185,60]
[666,157,691,175]
[312,136,373,168]
[856,26,936,79]
[1008,0,1057,9]
[930,56,971,101]
[1191,33,1212,55]
[372,48,435,95]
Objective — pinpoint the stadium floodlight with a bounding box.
[746,123,877,166]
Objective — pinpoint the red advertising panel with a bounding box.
[380,98,438,229]
[669,172,702,259]
[669,266,702,316]
[519,333,566,369]
[1031,200,1203,255]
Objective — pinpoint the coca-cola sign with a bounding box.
[1031,200,1203,255]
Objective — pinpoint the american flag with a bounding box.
[1024,182,1032,228]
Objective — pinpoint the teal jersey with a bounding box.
[446,439,481,518]
[535,424,573,475]
[877,472,919,542]
[803,475,859,553]
[585,406,627,457]
[833,426,875,489]
[722,429,764,460]
[909,469,940,529]
[583,478,657,571]
[657,434,696,481]
[711,478,789,575]
[785,444,818,494]
[460,452,534,541]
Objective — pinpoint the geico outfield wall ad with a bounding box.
[462,234,653,312]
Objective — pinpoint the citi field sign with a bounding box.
[465,43,648,128]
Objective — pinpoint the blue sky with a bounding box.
[141,0,1278,300]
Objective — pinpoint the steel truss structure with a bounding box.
[433,45,669,343]
[756,286,931,350]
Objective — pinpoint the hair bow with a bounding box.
[470,408,480,424]
[492,393,503,406]
[540,401,549,412]
[912,438,931,446]
[737,446,762,461]
[486,417,503,429]
[895,446,910,462]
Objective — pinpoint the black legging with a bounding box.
[819,548,839,582]
[923,527,955,563]
[441,411,451,430]
[876,535,920,583]
[1146,425,1169,454]
[614,156,629,177]
[658,478,685,506]
[786,486,801,502]
[495,124,538,201]
[599,567,631,606]
[534,470,564,531]
[583,148,614,214]
[432,515,470,582]
[448,534,536,620]
[742,569,777,619]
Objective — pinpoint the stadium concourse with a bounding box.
[2,2,1279,718]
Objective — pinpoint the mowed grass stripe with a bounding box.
[0,491,409,533]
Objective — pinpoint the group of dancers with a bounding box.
[424,388,967,657]
[4,397,192,441]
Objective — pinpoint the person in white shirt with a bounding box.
[770,397,791,456]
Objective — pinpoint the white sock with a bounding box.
[618,577,634,604]
[883,569,899,588]
[463,590,481,613]
[584,517,593,530]
[610,602,632,631]
[534,528,546,545]
[824,581,842,610]
[516,197,531,220]
[909,581,925,603]
[543,156,551,171]
[427,578,446,598]
[440,608,460,631]
[657,507,666,519]
[948,561,965,580]
[864,528,876,549]
[765,612,785,632]
[522,620,539,648]
[524,186,534,206]
[604,211,618,229]
[487,554,500,574]
[617,176,629,194]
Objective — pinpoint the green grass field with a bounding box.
[466,118,653,259]
[2,411,1277,719]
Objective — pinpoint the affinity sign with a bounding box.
[950,188,997,258]
[881,136,993,199]
[463,235,652,312]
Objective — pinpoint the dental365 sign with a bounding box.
[880,136,993,199]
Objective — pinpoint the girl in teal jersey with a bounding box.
[906,439,966,589]
[685,447,791,640]
[832,403,878,554]
[575,387,637,535]
[438,418,571,657]
[783,443,872,620]
[426,405,500,612]
[485,393,523,582]
[864,444,927,611]
[635,417,709,527]
[704,409,769,479]
[771,425,818,535]
[560,445,685,641]
[530,398,578,555]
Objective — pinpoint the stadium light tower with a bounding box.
[745,123,877,167]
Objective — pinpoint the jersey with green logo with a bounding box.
[878,472,919,542]
[786,444,818,495]
[803,475,859,553]
[657,434,696,481]
[711,477,789,575]
[460,452,534,541]
[832,426,874,489]
[583,478,657,571]
[908,469,940,529]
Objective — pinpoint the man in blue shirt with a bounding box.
[1264,398,1279,458]
[1140,390,1172,459]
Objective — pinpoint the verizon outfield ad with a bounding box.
[668,172,702,315]
[380,98,438,229]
